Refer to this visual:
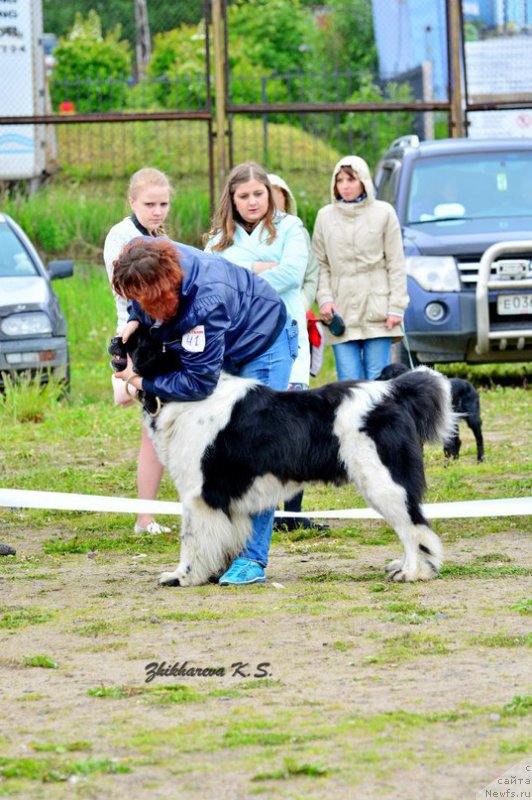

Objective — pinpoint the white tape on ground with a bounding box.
[0,489,530,520]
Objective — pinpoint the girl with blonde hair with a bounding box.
[104,167,172,535]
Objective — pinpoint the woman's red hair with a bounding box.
[112,239,183,321]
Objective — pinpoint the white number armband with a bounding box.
[182,325,206,353]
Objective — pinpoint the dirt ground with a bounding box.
[1,515,530,799]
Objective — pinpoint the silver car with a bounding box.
[0,212,73,387]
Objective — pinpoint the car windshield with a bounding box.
[0,222,38,277]
[406,151,532,224]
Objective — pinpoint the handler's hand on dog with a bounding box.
[115,354,139,385]
[121,320,140,343]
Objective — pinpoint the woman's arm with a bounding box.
[313,213,335,316]
[255,218,308,295]
[302,233,320,311]
[383,207,409,319]
[138,298,232,402]
[103,224,137,332]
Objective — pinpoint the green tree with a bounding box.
[339,75,415,166]
[227,0,311,76]
[43,1,204,48]
[146,22,285,109]
[147,24,209,108]
[307,0,378,76]
[50,10,132,113]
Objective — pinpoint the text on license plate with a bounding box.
[497,294,532,315]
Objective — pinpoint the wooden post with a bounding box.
[447,0,466,138]
[134,0,151,81]
[212,0,227,188]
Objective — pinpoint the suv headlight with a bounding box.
[1,312,53,336]
[405,256,460,292]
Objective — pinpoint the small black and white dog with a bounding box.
[109,331,456,586]
[377,363,484,462]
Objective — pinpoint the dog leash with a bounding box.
[400,324,416,370]
[125,376,163,418]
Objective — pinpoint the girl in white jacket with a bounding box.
[103,167,172,536]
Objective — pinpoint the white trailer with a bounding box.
[0,0,55,185]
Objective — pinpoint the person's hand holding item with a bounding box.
[319,301,337,323]
[385,314,403,331]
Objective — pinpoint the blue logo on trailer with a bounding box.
[0,133,34,155]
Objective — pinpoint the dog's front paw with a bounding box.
[386,558,440,582]
[159,570,184,587]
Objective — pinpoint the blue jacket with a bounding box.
[205,211,310,383]
[127,240,287,401]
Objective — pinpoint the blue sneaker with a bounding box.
[219,557,265,586]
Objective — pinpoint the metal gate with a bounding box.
[0,0,215,206]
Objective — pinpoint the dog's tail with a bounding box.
[390,366,457,446]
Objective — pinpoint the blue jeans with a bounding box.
[237,321,298,566]
[333,337,393,381]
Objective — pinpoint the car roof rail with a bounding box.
[390,134,420,150]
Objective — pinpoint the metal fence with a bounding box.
[0,0,214,197]
[1,0,532,201]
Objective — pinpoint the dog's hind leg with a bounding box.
[159,499,252,587]
[348,440,443,582]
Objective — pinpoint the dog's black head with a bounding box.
[376,363,409,381]
[108,327,181,413]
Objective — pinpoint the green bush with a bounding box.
[50,10,132,113]
[226,0,309,76]
[147,24,208,109]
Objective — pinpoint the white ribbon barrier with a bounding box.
[0,489,530,520]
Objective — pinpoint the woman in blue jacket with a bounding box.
[112,237,298,586]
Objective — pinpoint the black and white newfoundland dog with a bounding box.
[109,331,456,587]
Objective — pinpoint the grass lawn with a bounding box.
[0,262,530,798]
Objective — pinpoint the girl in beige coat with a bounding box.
[314,156,408,380]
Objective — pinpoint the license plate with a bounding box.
[497,294,532,315]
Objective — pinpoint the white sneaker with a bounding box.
[134,521,171,535]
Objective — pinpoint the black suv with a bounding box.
[374,136,532,364]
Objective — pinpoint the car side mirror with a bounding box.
[48,260,74,280]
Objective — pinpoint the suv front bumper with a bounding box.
[403,280,532,363]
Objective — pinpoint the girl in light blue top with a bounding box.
[205,161,308,586]
[205,162,309,385]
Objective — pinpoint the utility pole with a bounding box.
[212,0,227,187]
